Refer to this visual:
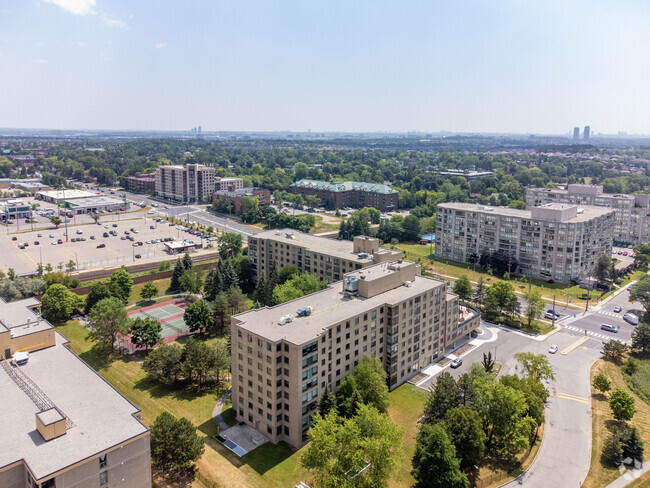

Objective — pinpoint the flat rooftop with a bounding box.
[0,331,148,480]
[528,186,635,200]
[233,266,444,345]
[67,196,125,207]
[252,229,376,264]
[290,179,397,195]
[438,202,614,222]
[37,190,96,200]
[0,297,50,337]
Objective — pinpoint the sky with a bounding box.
[0,0,649,134]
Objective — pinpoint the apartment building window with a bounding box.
[99,454,107,468]
[100,471,108,486]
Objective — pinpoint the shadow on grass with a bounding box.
[484,455,523,475]
[152,465,196,488]
[220,407,237,427]
[79,342,118,370]
[242,441,297,476]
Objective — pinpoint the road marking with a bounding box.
[560,336,589,355]
[551,392,589,404]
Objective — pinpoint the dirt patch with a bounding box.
[438,357,451,366]
[453,343,475,356]
[408,372,429,384]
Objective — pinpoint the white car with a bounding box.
[548,345,558,354]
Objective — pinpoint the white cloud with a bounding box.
[42,0,96,16]
[155,42,167,49]
[100,12,126,28]
[35,59,48,64]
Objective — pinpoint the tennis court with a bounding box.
[128,299,189,339]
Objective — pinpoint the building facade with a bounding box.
[213,187,271,213]
[0,199,32,221]
[290,179,398,211]
[215,177,244,192]
[248,230,403,283]
[123,173,156,194]
[231,261,480,448]
[0,298,151,488]
[155,164,216,203]
[526,184,650,244]
[436,202,615,282]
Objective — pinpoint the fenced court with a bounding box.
[118,298,191,353]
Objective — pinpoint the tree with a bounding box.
[402,215,422,242]
[278,265,300,284]
[66,259,76,273]
[302,406,404,488]
[150,412,205,470]
[482,351,495,373]
[423,372,461,423]
[593,374,612,395]
[630,275,650,312]
[85,283,112,314]
[609,388,636,422]
[49,217,61,228]
[602,340,628,364]
[203,267,222,301]
[182,338,216,389]
[143,343,184,385]
[218,232,243,259]
[87,297,129,350]
[169,258,184,291]
[631,322,650,356]
[443,406,486,471]
[41,283,84,322]
[213,340,231,384]
[523,288,545,329]
[220,259,239,291]
[140,282,159,302]
[272,273,326,304]
[354,355,390,413]
[227,286,248,315]
[452,275,472,302]
[622,357,639,376]
[337,375,361,418]
[601,431,624,467]
[621,425,645,463]
[514,352,555,382]
[473,276,486,308]
[594,254,613,288]
[483,281,517,321]
[184,299,212,333]
[411,423,469,488]
[316,384,337,416]
[211,292,230,332]
[180,266,204,295]
[109,266,133,303]
[253,275,270,307]
[129,317,162,350]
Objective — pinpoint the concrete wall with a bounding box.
[0,462,27,488]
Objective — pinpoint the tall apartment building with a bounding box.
[0,298,151,488]
[155,164,216,203]
[231,260,480,448]
[526,184,650,244]
[573,127,580,140]
[290,179,398,211]
[584,125,591,140]
[248,230,403,283]
[436,202,615,282]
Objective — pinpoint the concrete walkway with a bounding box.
[604,463,649,488]
[212,388,232,433]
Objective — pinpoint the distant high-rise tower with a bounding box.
[573,127,580,140]
[584,126,590,140]
[198,126,202,133]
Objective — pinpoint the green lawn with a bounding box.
[309,215,342,234]
[128,277,172,305]
[625,358,650,405]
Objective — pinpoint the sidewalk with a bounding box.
[604,463,649,488]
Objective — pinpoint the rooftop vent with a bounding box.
[404,281,412,287]
[577,208,585,214]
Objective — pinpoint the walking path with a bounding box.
[212,388,232,433]
[604,463,649,488]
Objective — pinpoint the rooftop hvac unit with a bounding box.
[285,232,294,238]
[344,276,359,294]
[278,316,287,325]
[358,252,369,259]
[404,281,412,287]
[285,314,295,323]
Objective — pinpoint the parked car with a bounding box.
[97,243,106,248]
[71,238,76,242]
[37,233,42,237]
[90,235,95,240]
[57,239,62,244]
[134,254,142,259]
[11,236,17,241]
[548,345,558,354]
[34,241,39,245]
[103,232,109,238]
[76,229,83,234]
[112,223,118,227]
[450,358,463,368]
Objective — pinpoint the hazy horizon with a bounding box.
[1,0,648,134]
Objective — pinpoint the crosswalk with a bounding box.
[596,310,622,318]
[562,324,614,341]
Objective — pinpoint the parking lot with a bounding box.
[1,206,217,275]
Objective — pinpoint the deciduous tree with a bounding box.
[183,299,212,333]
[87,297,129,350]
[109,266,133,303]
[140,282,159,302]
[150,412,204,470]
[129,317,162,350]
[41,283,84,323]
[452,275,472,302]
[411,423,469,488]
[609,388,636,422]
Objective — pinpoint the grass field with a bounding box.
[309,215,342,234]
[583,359,650,488]
[128,277,172,305]
[626,359,650,405]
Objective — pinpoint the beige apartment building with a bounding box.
[0,298,151,488]
[248,230,403,283]
[155,163,216,203]
[526,184,650,244]
[436,202,615,282]
[215,177,244,191]
[231,260,480,448]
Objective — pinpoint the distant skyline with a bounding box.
[0,0,649,134]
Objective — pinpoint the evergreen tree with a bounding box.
[268,261,279,292]
[315,384,337,416]
[203,267,223,301]
[412,423,469,488]
[622,425,645,462]
[253,275,269,306]
[181,252,193,271]
[221,260,239,291]
[169,258,184,291]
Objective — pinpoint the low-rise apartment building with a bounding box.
[290,179,398,211]
[248,230,403,283]
[0,298,151,488]
[213,187,271,213]
[231,260,480,448]
[155,164,216,203]
[526,184,650,244]
[436,202,615,282]
[123,173,156,194]
[215,177,244,192]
